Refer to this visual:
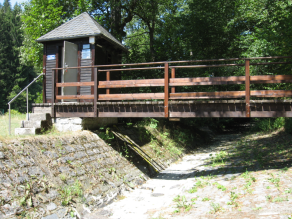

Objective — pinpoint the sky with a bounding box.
[0,0,27,6]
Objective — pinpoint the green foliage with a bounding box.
[252,118,285,132]
[98,127,115,141]
[60,180,83,206]
[0,0,41,112]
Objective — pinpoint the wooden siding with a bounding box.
[46,45,57,102]
[80,59,92,95]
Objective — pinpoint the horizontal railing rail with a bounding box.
[50,56,292,118]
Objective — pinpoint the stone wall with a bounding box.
[0,131,149,219]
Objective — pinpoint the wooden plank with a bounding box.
[77,45,81,97]
[51,69,55,117]
[98,93,164,100]
[245,59,250,117]
[91,44,95,95]
[98,112,165,117]
[170,91,245,99]
[251,90,292,97]
[164,63,169,118]
[169,76,245,86]
[94,68,98,117]
[171,68,175,93]
[56,112,95,117]
[170,112,246,117]
[43,43,46,103]
[56,95,94,100]
[55,46,59,103]
[251,75,292,83]
[251,111,292,118]
[98,79,164,88]
[56,82,94,87]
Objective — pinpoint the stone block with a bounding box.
[15,128,36,135]
[0,152,4,159]
[47,202,57,211]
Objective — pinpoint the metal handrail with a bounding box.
[7,73,44,135]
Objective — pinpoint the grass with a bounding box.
[0,112,26,137]
[0,112,75,140]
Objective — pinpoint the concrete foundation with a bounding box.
[54,117,118,132]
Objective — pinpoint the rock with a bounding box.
[0,152,5,159]
[56,208,67,218]
[42,213,59,219]
[47,202,57,211]
[151,193,164,197]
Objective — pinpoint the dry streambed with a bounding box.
[92,130,292,219]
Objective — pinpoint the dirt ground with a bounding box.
[91,129,292,219]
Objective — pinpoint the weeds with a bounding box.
[189,179,209,193]
[173,195,192,213]
[227,192,239,207]
[273,196,288,202]
[209,151,229,166]
[60,180,83,206]
[210,202,221,214]
[213,182,226,191]
[268,173,280,188]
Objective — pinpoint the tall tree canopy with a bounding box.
[0,0,288,109]
[0,0,40,112]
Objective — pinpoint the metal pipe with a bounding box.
[9,104,11,135]
[7,73,44,135]
[27,88,29,120]
[8,73,44,105]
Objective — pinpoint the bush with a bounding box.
[252,118,285,132]
[5,109,22,115]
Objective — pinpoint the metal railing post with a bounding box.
[27,88,29,120]
[9,104,11,135]
[7,73,44,135]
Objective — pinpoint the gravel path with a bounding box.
[92,132,292,219]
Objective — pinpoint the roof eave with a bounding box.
[36,33,128,52]
[35,33,102,42]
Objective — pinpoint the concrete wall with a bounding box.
[54,117,118,132]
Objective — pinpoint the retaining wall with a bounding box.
[0,131,149,219]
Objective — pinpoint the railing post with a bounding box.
[8,104,11,135]
[52,69,55,118]
[164,63,169,118]
[245,59,250,117]
[94,68,98,117]
[27,88,29,120]
[171,68,175,93]
[106,71,110,94]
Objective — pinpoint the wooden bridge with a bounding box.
[47,56,292,119]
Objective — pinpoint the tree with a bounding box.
[0,0,40,112]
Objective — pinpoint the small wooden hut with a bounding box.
[37,12,128,103]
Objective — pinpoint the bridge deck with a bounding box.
[33,100,292,118]
[47,56,292,118]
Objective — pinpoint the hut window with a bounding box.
[82,44,91,59]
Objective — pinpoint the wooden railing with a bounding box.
[51,56,292,118]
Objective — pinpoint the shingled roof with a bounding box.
[36,12,127,52]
